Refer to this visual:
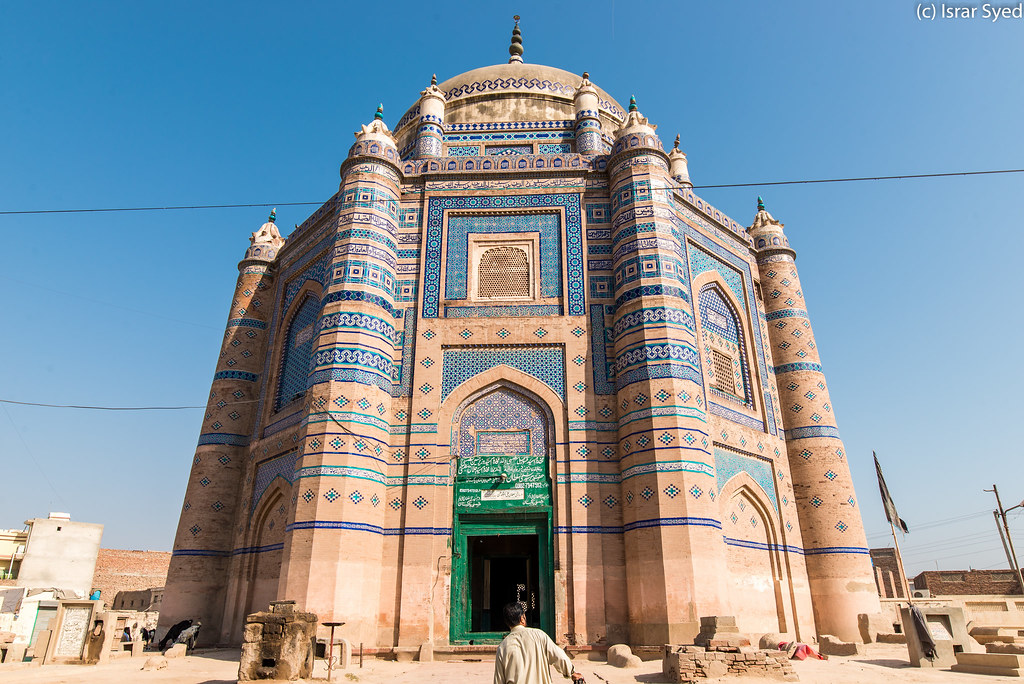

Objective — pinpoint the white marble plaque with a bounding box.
[55,605,91,659]
[481,488,525,501]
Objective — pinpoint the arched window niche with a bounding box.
[274,295,320,411]
[698,284,751,404]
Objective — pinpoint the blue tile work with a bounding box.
[698,285,751,402]
[251,449,299,515]
[423,193,584,317]
[444,213,561,300]
[391,308,416,397]
[614,253,688,290]
[275,296,320,410]
[538,143,572,154]
[319,311,399,345]
[657,207,775,436]
[444,304,563,317]
[283,246,333,314]
[441,75,627,117]
[456,389,546,460]
[688,246,744,302]
[589,276,614,299]
[441,347,565,402]
[486,144,534,155]
[444,131,571,144]
[447,146,480,156]
[589,305,615,395]
[714,446,778,511]
[446,120,574,132]
[332,259,395,297]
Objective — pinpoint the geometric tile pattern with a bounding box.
[441,347,565,401]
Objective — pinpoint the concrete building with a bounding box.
[161,20,880,649]
[14,513,103,598]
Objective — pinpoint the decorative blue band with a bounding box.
[554,525,621,534]
[227,318,268,329]
[615,362,702,391]
[787,425,841,440]
[622,459,715,481]
[197,432,250,446]
[709,402,762,430]
[287,520,452,536]
[231,542,284,556]
[444,305,563,318]
[804,546,870,556]
[323,289,396,317]
[723,537,803,554]
[624,516,722,532]
[171,549,229,557]
[765,308,808,321]
[213,370,259,382]
[616,284,691,308]
[774,362,823,374]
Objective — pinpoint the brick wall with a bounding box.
[913,570,1023,596]
[92,549,171,604]
[870,547,907,598]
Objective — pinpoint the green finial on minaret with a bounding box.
[374,103,384,120]
[508,15,524,63]
[268,208,277,223]
[757,196,765,212]
[431,73,437,86]
[629,95,637,112]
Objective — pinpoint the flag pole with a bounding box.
[889,518,912,603]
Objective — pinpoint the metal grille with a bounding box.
[711,349,736,396]
[478,246,530,298]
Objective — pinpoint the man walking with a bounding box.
[494,602,584,684]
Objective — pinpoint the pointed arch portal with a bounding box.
[449,383,554,644]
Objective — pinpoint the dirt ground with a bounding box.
[0,643,1018,683]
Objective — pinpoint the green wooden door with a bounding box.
[450,515,553,643]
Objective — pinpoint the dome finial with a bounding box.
[508,15,524,63]
[629,95,637,112]
[757,196,765,212]
[431,73,437,86]
[268,208,277,223]
[374,103,384,120]
[673,134,680,150]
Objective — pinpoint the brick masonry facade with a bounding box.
[92,549,170,604]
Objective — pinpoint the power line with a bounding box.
[0,398,259,411]
[2,168,1023,216]
[0,201,321,216]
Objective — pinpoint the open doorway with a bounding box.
[468,534,540,632]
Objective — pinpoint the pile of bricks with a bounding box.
[662,644,798,682]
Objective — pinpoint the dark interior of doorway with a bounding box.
[469,534,540,633]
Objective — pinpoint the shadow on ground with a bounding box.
[850,658,913,669]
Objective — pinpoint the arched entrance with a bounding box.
[449,384,554,644]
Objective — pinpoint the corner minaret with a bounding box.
[750,198,880,641]
[668,135,692,188]
[573,72,605,155]
[414,75,446,159]
[161,210,284,644]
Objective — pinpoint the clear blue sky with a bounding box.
[2,2,1021,577]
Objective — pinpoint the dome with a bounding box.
[394,62,626,143]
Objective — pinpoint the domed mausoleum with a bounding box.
[161,20,880,650]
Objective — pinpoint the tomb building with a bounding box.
[160,19,879,649]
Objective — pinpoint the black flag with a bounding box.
[874,451,909,533]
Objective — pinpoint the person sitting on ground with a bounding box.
[493,602,583,684]
[159,619,192,650]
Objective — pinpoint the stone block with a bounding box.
[858,613,895,643]
[141,655,168,670]
[395,647,416,662]
[952,651,1024,677]
[705,660,727,678]
[900,607,959,667]
[164,643,187,659]
[0,643,26,664]
[818,634,864,656]
[418,642,433,662]
[876,633,906,644]
[608,643,641,667]
[988,642,1024,654]
[758,633,792,650]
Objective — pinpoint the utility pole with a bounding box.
[985,485,1024,595]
